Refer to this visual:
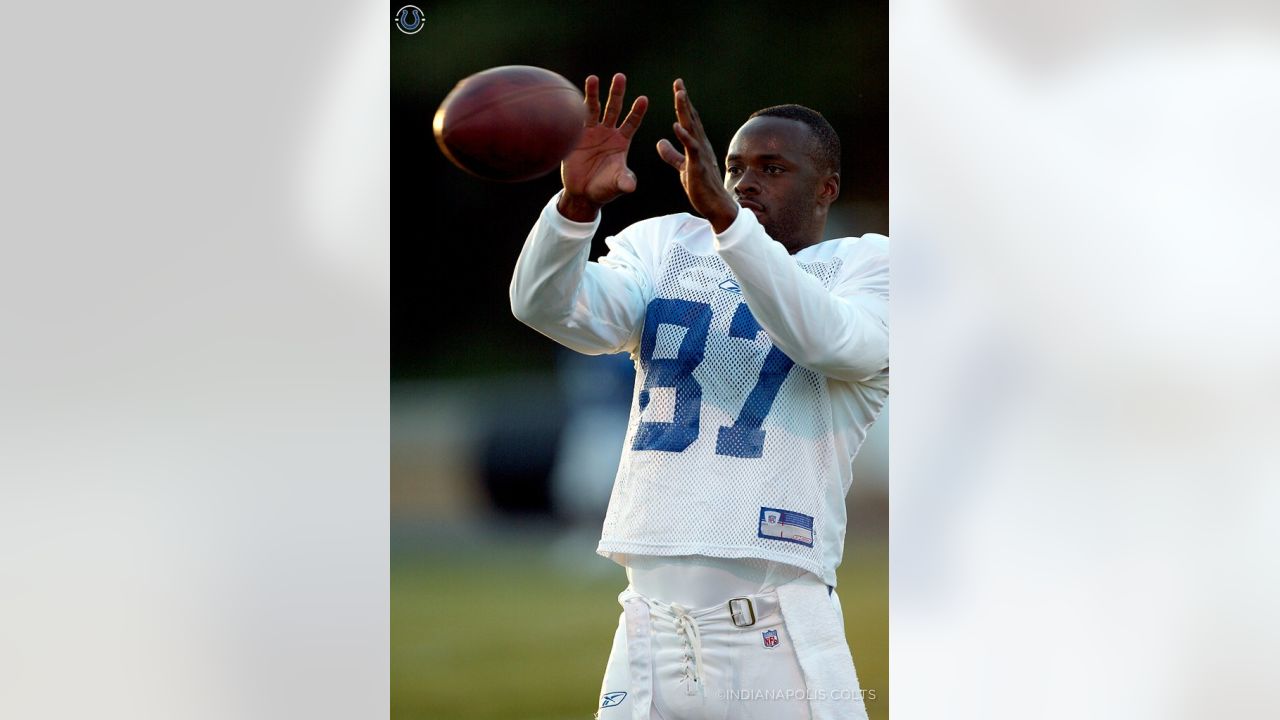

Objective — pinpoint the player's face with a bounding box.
[724,117,832,253]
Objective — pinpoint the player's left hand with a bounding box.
[656,79,738,233]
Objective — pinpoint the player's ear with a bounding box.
[817,172,840,208]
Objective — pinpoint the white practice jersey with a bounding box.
[511,193,889,586]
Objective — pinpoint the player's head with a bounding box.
[724,104,841,254]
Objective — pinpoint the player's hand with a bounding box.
[656,79,738,233]
[558,73,649,222]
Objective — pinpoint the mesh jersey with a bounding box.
[511,193,889,586]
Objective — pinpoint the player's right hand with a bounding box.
[558,73,648,222]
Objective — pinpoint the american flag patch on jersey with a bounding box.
[758,507,814,547]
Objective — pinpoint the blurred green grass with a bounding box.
[392,533,886,720]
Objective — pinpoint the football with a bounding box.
[433,66,587,183]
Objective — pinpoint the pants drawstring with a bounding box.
[671,604,704,695]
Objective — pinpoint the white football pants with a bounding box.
[595,573,868,720]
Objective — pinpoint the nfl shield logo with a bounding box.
[762,629,780,648]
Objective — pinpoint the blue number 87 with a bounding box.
[632,298,795,459]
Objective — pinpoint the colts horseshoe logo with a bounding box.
[394,5,424,34]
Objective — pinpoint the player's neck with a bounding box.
[783,227,825,254]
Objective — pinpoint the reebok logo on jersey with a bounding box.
[678,267,740,295]
[601,691,627,708]
[718,278,741,294]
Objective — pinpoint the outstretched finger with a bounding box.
[619,96,649,140]
[584,75,600,127]
[656,138,685,171]
[672,79,692,129]
[672,122,701,160]
[674,80,710,143]
[602,73,627,127]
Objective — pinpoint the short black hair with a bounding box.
[748,104,841,175]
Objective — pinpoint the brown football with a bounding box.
[433,66,586,183]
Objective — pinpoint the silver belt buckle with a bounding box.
[728,596,756,627]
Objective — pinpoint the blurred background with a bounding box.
[5,2,1279,720]
[391,1,889,718]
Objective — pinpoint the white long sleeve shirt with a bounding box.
[511,193,889,586]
